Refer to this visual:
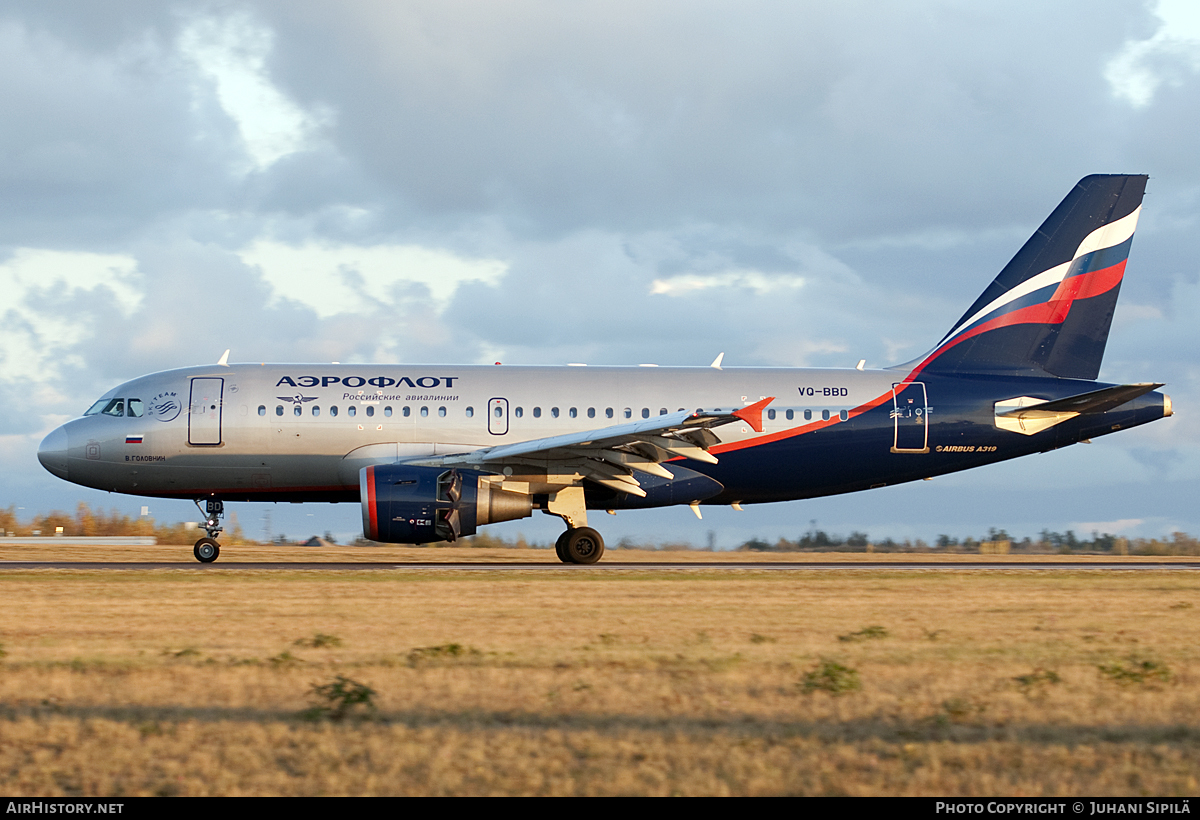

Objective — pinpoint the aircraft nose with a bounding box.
[38,426,69,479]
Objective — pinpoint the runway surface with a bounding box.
[2,560,1199,571]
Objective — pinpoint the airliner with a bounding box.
[37,175,1171,563]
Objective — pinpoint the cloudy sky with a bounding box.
[3,0,1200,546]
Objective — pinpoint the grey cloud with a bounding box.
[2,1,1198,540]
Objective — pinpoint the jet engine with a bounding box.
[360,465,532,543]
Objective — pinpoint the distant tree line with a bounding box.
[4,503,1199,555]
[738,526,1200,556]
[0,503,247,545]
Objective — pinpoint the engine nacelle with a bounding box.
[360,465,532,543]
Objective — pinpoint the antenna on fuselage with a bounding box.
[217,349,230,367]
[710,352,724,370]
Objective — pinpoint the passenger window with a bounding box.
[624,408,632,419]
[641,408,649,419]
[384,406,392,417]
[366,406,375,417]
[403,406,410,417]
[439,406,446,417]
[421,407,428,417]
[258,405,266,416]
[102,399,124,417]
[276,406,283,416]
[606,408,613,419]
[786,409,794,421]
[312,406,321,417]
[587,408,595,419]
[127,399,144,418]
[293,406,302,417]
[767,409,776,420]
[551,407,559,418]
[569,407,577,419]
[659,408,667,416]
[822,409,830,421]
[330,406,338,417]
[533,407,541,418]
[348,406,356,417]
[466,407,474,418]
[804,409,812,421]
[839,409,848,421]
[515,407,523,418]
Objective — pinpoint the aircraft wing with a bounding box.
[403,397,774,497]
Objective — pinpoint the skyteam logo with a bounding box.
[147,391,182,422]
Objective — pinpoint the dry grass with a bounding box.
[0,564,1197,795]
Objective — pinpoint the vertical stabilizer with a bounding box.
[914,174,1147,380]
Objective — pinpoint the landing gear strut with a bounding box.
[192,498,224,564]
[544,486,604,564]
[555,527,605,565]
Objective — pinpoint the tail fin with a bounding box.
[914,174,1147,380]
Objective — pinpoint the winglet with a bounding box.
[217,349,230,367]
[732,397,773,433]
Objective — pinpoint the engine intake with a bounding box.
[360,465,532,543]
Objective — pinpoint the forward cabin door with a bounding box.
[487,397,509,436]
[189,378,224,445]
[890,381,928,453]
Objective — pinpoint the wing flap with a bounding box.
[415,401,773,495]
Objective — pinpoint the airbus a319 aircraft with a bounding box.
[38,175,1171,563]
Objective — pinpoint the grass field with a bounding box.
[0,549,1197,795]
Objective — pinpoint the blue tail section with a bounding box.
[914,174,1147,380]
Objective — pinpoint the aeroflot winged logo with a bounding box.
[277,394,318,406]
[275,375,460,389]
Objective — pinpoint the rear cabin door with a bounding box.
[890,381,929,453]
[189,378,224,445]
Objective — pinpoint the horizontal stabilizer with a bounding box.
[995,382,1162,436]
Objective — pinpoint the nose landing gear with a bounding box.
[192,498,224,564]
[193,537,220,563]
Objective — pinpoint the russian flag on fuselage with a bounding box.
[916,174,1147,380]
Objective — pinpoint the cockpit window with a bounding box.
[85,398,134,417]
[84,398,126,417]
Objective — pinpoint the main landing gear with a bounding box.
[555,527,605,565]
[192,498,224,564]
[544,486,605,564]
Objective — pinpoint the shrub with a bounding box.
[838,625,888,642]
[1098,657,1171,686]
[301,675,377,721]
[1013,668,1062,697]
[407,643,481,666]
[295,633,343,648]
[800,660,861,695]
